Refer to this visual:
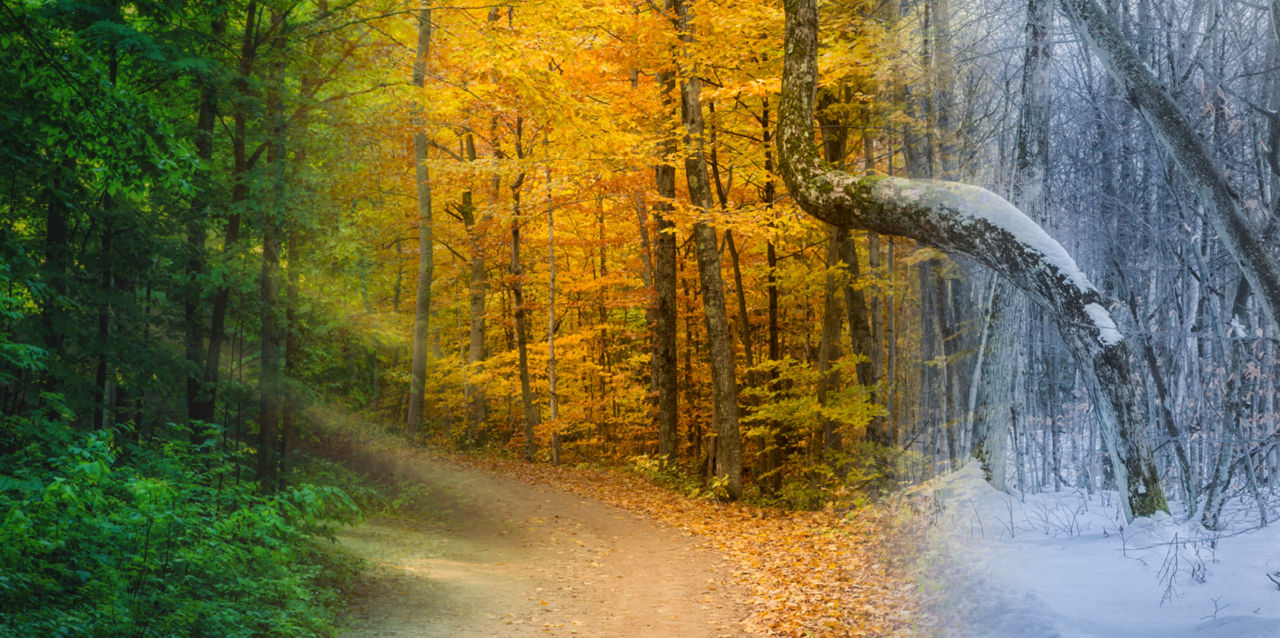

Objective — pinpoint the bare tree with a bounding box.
[778,0,1166,520]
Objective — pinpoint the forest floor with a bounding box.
[921,464,1280,637]
[304,409,919,637]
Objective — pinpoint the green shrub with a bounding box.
[0,414,360,637]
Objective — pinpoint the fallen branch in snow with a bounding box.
[1267,572,1280,590]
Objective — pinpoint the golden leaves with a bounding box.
[457,454,920,636]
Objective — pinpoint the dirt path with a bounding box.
[327,438,751,637]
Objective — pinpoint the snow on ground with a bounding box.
[918,465,1280,637]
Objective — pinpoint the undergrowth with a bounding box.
[0,401,364,638]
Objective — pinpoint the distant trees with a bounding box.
[12,0,1280,524]
[0,0,406,489]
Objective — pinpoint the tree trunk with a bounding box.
[672,0,741,499]
[406,0,434,438]
[971,282,1021,490]
[816,226,845,456]
[972,0,1053,489]
[461,134,488,442]
[185,17,221,421]
[195,0,257,424]
[1201,278,1268,529]
[510,162,540,460]
[761,99,784,495]
[653,60,680,467]
[545,134,557,425]
[779,0,1165,520]
[256,8,286,490]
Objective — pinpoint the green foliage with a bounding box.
[743,356,882,441]
[627,453,726,500]
[739,356,900,510]
[0,414,360,637]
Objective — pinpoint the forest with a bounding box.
[2,0,1280,635]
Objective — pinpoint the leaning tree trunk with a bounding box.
[405,0,434,437]
[1058,0,1280,337]
[779,0,1165,520]
[672,0,742,499]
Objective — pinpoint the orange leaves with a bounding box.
[458,455,920,636]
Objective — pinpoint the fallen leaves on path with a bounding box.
[454,456,920,637]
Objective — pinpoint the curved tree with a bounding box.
[777,0,1166,520]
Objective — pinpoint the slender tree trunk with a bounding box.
[971,282,1022,489]
[1202,278,1268,529]
[256,8,286,489]
[406,0,434,437]
[672,0,741,498]
[653,63,680,467]
[195,0,257,424]
[185,14,222,421]
[510,162,540,460]
[816,227,845,456]
[711,118,756,372]
[724,233,755,371]
[546,132,558,431]
[461,135,488,442]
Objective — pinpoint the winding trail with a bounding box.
[316,421,750,637]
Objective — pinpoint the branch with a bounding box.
[1058,0,1280,336]
[778,0,1166,521]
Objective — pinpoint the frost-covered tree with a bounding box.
[1058,0,1280,337]
[778,0,1167,520]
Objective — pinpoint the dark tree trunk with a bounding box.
[653,64,680,467]
[510,163,540,460]
[185,34,220,421]
[816,227,845,456]
[461,134,488,443]
[195,0,257,424]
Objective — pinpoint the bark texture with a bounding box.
[779,0,1166,520]
[653,64,680,467]
[406,0,434,437]
[971,0,1051,488]
[461,135,488,441]
[673,0,742,499]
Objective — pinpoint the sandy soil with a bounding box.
[331,445,751,637]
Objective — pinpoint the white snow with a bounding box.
[918,465,1280,638]
[1230,317,1246,338]
[1084,302,1124,346]
[874,178,1097,294]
